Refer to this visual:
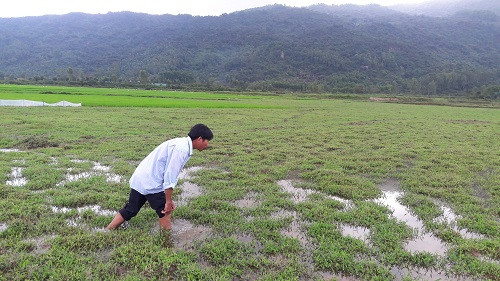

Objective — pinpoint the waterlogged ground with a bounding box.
[0,93,499,280]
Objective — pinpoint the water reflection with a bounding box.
[6,167,28,187]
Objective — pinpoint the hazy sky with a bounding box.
[1,0,429,18]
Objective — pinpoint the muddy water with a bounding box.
[178,166,203,180]
[317,271,359,281]
[50,157,58,165]
[0,148,23,152]
[57,160,123,186]
[24,235,58,255]
[235,197,260,208]
[51,204,115,216]
[374,190,425,230]
[176,166,205,207]
[154,167,211,248]
[377,179,485,250]
[272,209,310,248]
[235,192,260,208]
[390,266,469,281]
[405,232,447,256]
[0,223,7,233]
[375,180,448,256]
[50,204,115,231]
[325,194,354,209]
[6,167,28,186]
[176,182,203,207]
[277,180,315,203]
[434,205,485,240]
[277,180,352,208]
[234,233,256,244]
[151,219,212,249]
[341,224,371,243]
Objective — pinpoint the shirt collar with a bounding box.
[187,136,193,156]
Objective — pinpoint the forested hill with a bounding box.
[391,0,500,17]
[0,5,498,96]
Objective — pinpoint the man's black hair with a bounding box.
[188,124,213,141]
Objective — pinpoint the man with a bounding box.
[106,124,213,230]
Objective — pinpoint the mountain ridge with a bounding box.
[0,4,498,96]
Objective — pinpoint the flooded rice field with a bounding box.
[2,148,496,280]
[375,179,485,256]
[277,178,494,280]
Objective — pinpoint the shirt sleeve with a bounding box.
[162,147,188,190]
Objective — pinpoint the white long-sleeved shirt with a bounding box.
[129,136,193,195]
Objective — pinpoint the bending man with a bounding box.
[107,124,213,230]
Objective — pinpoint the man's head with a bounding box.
[188,124,213,151]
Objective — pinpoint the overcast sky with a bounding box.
[1,0,429,18]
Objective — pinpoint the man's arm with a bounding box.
[161,146,189,214]
[162,147,188,190]
[162,187,175,214]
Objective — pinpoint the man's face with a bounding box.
[195,138,210,151]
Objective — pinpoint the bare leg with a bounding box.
[106,212,125,230]
[159,212,172,230]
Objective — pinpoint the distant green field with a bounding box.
[0,84,499,280]
[0,84,279,108]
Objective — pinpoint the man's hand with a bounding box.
[162,199,175,214]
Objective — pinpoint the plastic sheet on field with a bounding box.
[0,99,81,107]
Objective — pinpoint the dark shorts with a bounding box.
[119,189,166,221]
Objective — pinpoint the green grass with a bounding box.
[0,84,499,280]
[0,84,279,108]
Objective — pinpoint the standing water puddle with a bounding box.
[434,205,485,240]
[176,166,203,206]
[0,223,8,233]
[6,167,28,187]
[278,180,352,209]
[341,225,371,243]
[51,204,115,217]
[24,235,58,255]
[57,160,122,186]
[317,271,359,281]
[272,209,310,248]
[390,266,475,281]
[151,219,212,249]
[51,205,115,230]
[176,182,202,207]
[234,192,260,208]
[176,166,204,207]
[374,179,448,256]
[0,148,23,153]
[278,180,315,203]
[178,166,203,180]
[172,219,212,247]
